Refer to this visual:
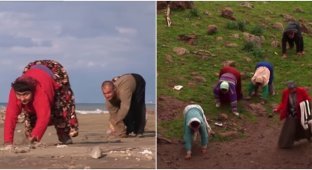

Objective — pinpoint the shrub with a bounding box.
[242,42,256,52]
[189,8,200,17]
[226,20,246,32]
[251,25,264,36]
[226,21,239,30]
[242,42,264,58]
[237,20,247,32]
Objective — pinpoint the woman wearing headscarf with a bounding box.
[248,61,275,102]
[274,81,312,148]
[183,104,213,160]
[4,60,79,148]
[213,66,242,117]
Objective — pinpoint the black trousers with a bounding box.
[286,36,304,53]
[123,74,146,135]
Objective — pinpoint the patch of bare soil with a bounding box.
[157,96,312,169]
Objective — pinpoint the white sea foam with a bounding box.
[75,109,108,114]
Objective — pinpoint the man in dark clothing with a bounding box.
[101,73,146,138]
[282,22,304,58]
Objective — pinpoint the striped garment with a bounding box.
[219,73,237,85]
[299,100,312,131]
[214,73,238,112]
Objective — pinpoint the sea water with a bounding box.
[0,102,155,114]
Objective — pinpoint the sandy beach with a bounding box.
[0,111,155,169]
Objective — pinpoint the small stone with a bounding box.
[90,146,102,159]
[216,36,223,41]
[207,25,218,35]
[173,47,188,56]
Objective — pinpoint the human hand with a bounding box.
[69,127,79,137]
[110,119,117,125]
[273,108,278,113]
[184,152,191,160]
[28,136,38,144]
[201,147,207,154]
[208,130,215,137]
[215,102,220,108]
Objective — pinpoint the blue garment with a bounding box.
[183,107,209,152]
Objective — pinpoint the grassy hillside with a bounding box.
[157,2,312,139]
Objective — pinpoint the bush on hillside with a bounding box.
[237,20,247,32]
[242,41,264,58]
[226,20,247,32]
[226,21,239,30]
[251,25,264,36]
[189,8,200,17]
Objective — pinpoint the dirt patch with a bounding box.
[157,99,312,168]
[157,96,188,121]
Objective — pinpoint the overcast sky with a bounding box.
[0,1,155,103]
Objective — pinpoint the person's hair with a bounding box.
[190,121,200,129]
[287,81,297,90]
[11,77,37,92]
[101,80,115,89]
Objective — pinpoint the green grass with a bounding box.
[158,1,312,139]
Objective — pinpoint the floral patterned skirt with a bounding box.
[23,60,79,137]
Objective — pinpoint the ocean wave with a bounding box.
[75,109,108,114]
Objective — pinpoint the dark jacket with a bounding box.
[282,22,304,54]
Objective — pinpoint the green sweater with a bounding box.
[183,108,209,152]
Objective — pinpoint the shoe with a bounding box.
[59,134,73,144]
[136,133,144,138]
[233,112,240,117]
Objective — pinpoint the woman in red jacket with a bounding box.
[4,60,79,148]
[274,81,312,148]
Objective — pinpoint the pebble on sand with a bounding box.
[90,146,102,159]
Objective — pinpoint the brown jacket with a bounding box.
[106,74,136,123]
